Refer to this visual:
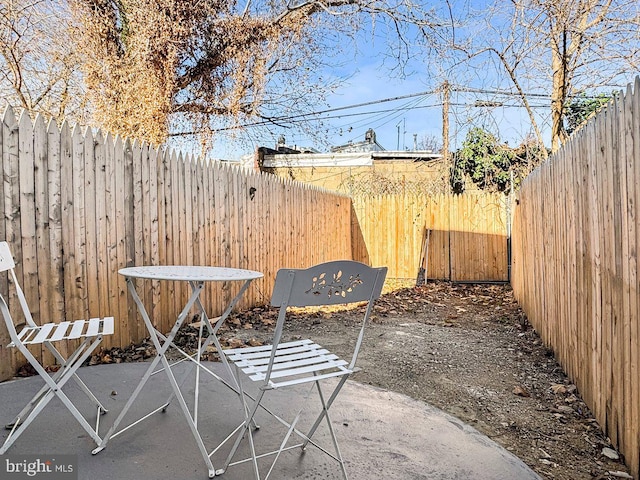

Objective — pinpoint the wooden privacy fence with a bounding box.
[511,77,640,477]
[351,193,509,282]
[0,104,512,382]
[0,106,352,381]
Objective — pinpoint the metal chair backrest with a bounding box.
[268,260,387,373]
[0,242,38,345]
[270,260,387,308]
[218,261,388,478]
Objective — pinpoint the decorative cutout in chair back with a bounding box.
[306,270,363,299]
[271,260,386,308]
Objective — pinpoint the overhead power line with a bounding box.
[169,89,439,136]
[169,84,560,137]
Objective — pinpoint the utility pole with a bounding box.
[395,118,406,150]
[402,118,406,150]
[441,80,450,166]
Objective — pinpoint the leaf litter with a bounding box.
[92,280,632,480]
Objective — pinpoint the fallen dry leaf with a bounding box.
[513,385,530,397]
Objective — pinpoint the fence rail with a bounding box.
[511,77,640,477]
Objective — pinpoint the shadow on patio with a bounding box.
[0,361,540,480]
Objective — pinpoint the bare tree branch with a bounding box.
[69,0,447,145]
[431,0,639,153]
[0,0,87,120]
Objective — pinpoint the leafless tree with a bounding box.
[437,0,640,153]
[0,0,87,121]
[70,0,447,147]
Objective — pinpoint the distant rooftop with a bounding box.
[330,128,385,153]
[249,128,442,169]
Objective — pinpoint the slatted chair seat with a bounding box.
[0,241,115,454]
[217,260,387,480]
[225,339,351,387]
[13,318,114,346]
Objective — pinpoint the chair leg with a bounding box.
[44,341,109,413]
[4,361,68,429]
[5,338,94,429]
[2,344,99,452]
[302,375,349,448]
[0,383,58,454]
[291,377,350,480]
[263,387,315,480]
[219,366,265,478]
[1,336,105,453]
[224,381,331,480]
[42,337,106,444]
[245,408,261,480]
[313,381,348,480]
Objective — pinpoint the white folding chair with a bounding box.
[0,241,114,453]
[217,260,387,479]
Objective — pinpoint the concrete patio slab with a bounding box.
[0,362,541,480]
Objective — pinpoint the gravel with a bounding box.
[94,280,633,480]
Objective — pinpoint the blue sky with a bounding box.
[203,62,553,161]
[318,64,441,151]
[196,5,556,161]
[201,62,446,160]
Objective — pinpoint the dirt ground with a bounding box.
[96,280,633,480]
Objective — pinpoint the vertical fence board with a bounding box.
[46,120,64,339]
[211,163,224,311]
[171,151,182,322]
[183,155,193,266]
[18,114,37,331]
[131,140,144,340]
[33,116,49,301]
[83,128,100,328]
[112,136,129,344]
[149,146,162,326]
[104,134,120,348]
[630,78,640,474]
[158,150,172,331]
[195,160,205,267]
[615,91,631,456]
[0,108,8,379]
[59,121,75,359]
[71,125,88,325]
[512,78,640,478]
[17,113,38,364]
[603,101,618,446]
[93,130,110,348]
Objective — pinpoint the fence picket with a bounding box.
[83,127,100,333]
[512,78,640,478]
[0,109,8,379]
[94,130,110,347]
[629,78,640,474]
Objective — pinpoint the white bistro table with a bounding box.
[92,266,263,478]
